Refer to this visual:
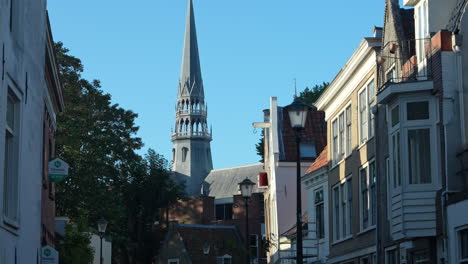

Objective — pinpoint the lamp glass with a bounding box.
[285,98,309,129]
[97,218,108,233]
[239,178,255,198]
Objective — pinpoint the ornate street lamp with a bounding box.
[239,178,255,264]
[97,218,108,264]
[284,97,309,264]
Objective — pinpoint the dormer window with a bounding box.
[300,142,317,160]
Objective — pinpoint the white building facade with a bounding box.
[0,1,62,263]
[254,96,327,263]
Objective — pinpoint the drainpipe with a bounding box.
[372,104,381,263]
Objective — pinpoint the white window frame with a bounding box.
[168,259,179,264]
[385,246,399,264]
[358,78,376,146]
[2,86,22,229]
[217,254,232,264]
[332,175,352,243]
[387,96,438,192]
[359,159,376,232]
[457,226,468,263]
[331,102,352,166]
[385,64,397,83]
[250,234,258,262]
[314,188,325,240]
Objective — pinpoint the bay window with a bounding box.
[388,97,437,188]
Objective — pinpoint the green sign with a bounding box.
[41,246,59,264]
[48,158,69,183]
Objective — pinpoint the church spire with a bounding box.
[172,0,213,196]
[179,0,203,97]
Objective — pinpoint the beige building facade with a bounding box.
[315,30,381,264]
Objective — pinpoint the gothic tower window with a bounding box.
[182,147,189,162]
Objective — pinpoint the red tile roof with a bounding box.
[304,147,328,175]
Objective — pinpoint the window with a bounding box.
[386,248,398,264]
[370,162,376,225]
[216,203,233,220]
[391,105,400,127]
[182,147,188,162]
[368,80,375,138]
[314,189,324,239]
[360,161,376,230]
[216,255,232,264]
[416,1,429,64]
[347,178,353,237]
[459,228,468,263]
[360,167,369,229]
[333,187,340,241]
[331,103,352,164]
[391,132,401,188]
[332,176,352,241]
[339,113,345,159]
[359,89,368,143]
[389,98,435,188]
[408,128,431,184]
[386,66,397,83]
[168,259,179,264]
[360,257,370,264]
[346,106,352,155]
[332,120,338,162]
[300,142,317,159]
[407,101,429,120]
[359,80,376,144]
[250,235,258,261]
[3,92,20,224]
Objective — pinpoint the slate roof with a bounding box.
[304,147,328,175]
[179,0,204,97]
[177,224,243,263]
[205,164,264,199]
[277,106,327,162]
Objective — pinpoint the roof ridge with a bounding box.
[210,163,263,172]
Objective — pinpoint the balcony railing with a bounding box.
[378,38,433,91]
[276,221,319,264]
[171,130,212,139]
[176,109,207,116]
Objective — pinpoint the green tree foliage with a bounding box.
[54,42,185,263]
[255,134,264,163]
[57,219,94,264]
[298,82,329,105]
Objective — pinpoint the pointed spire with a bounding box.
[180,0,203,97]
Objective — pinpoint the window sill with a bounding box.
[357,136,374,151]
[331,235,353,245]
[358,226,376,236]
[1,218,19,236]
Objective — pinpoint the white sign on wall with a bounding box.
[48,158,69,183]
[41,246,59,264]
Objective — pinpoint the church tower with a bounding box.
[172,0,213,196]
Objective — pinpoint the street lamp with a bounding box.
[239,178,255,264]
[97,218,108,264]
[284,97,309,264]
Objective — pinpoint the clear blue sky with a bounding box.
[48,0,385,169]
